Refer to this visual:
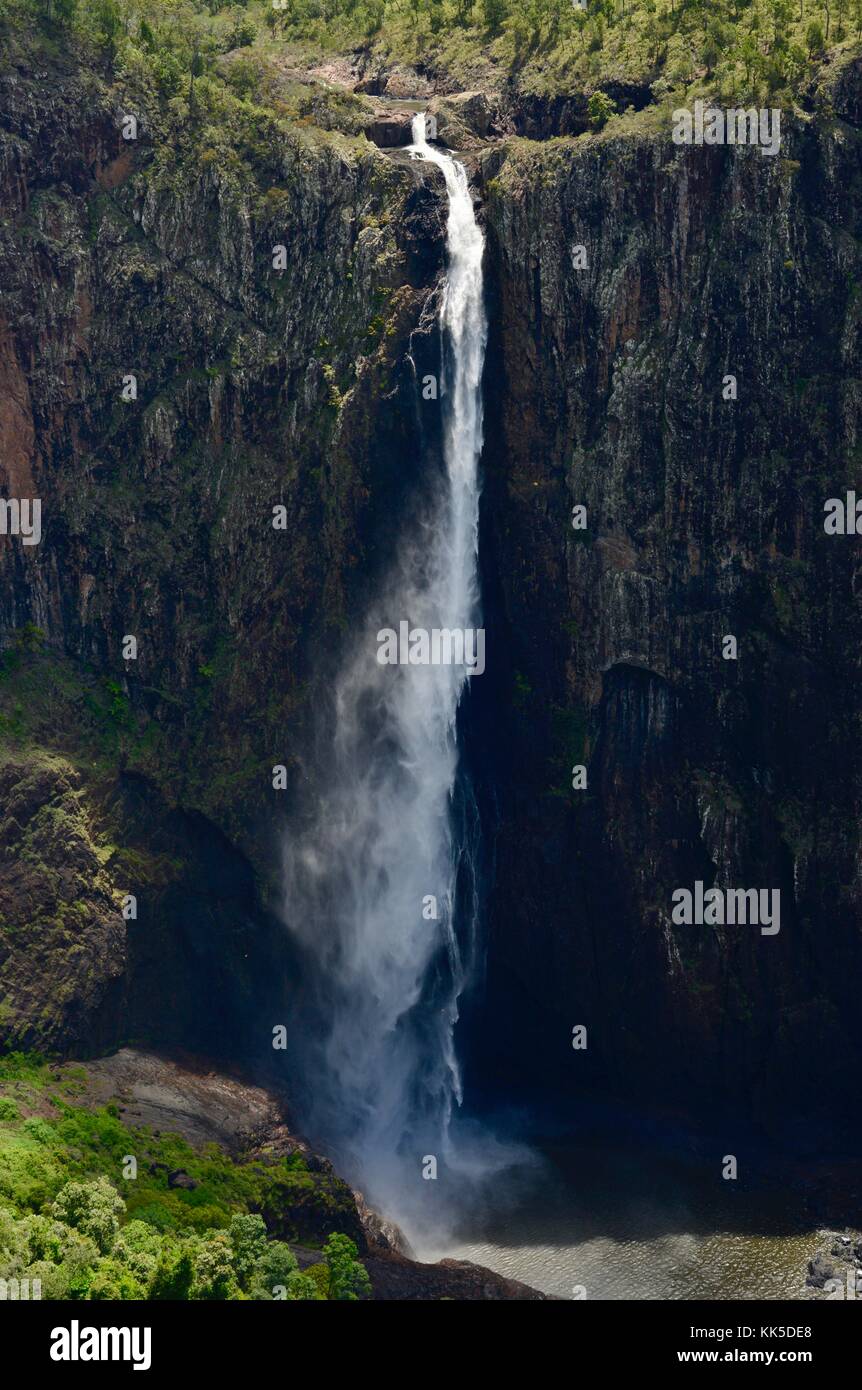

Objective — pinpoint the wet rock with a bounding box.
[352,1188,410,1254]
[0,47,446,1062]
[361,1249,553,1300]
[805,1230,862,1296]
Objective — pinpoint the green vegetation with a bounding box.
[324,1230,373,1299]
[587,89,617,129]
[547,701,589,798]
[1,0,858,146]
[262,0,862,107]
[0,1053,371,1300]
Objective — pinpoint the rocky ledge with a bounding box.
[72,1049,549,1300]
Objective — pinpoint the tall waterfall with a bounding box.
[282,113,500,1248]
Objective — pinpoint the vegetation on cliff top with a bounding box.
[0,1053,371,1298]
[1,0,860,126]
[278,0,862,105]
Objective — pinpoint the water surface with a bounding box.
[448,1138,818,1300]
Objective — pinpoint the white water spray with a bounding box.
[283,114,515,1248]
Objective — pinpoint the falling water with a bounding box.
[282,113,515,1249]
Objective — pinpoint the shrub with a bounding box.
[587,90,616,131]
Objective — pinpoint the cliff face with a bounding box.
[1,36,860,1145]
[0,46,445,1062]
[471,77,862,1141]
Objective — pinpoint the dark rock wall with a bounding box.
[0,51,445,1059]
[471,98,862,1141]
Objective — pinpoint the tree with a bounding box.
[19,1213,62,1266]
[192,1232,238,1301]
[702,25,721,74]
[323,1233,371,1301]
[284,1271,320,1300]
[50,1179,124,1255]
[92,0,122,50]
[0,1207,26,1278]
[52,1229,101,1300]
[227,1213,268,1288]
[228,13,257,46]
[483,0,508,26]
[88,1258,145,1300]
[148,1243,195,1301]
[111,1220,162,1286]
[248,1241,300,1299]
[189,46,205,102]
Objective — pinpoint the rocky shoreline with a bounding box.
[806,1231,862,1301]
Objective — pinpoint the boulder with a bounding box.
[807,1253,839,1288]
[167,1169,199,1190]
[365,111,414,148]
[429,91,499,148]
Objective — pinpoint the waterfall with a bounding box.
[282,113,503,1249]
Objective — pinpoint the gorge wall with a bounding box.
[468,82,862,1146]
[1,37,860,1149]
[0,43,446,1066]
